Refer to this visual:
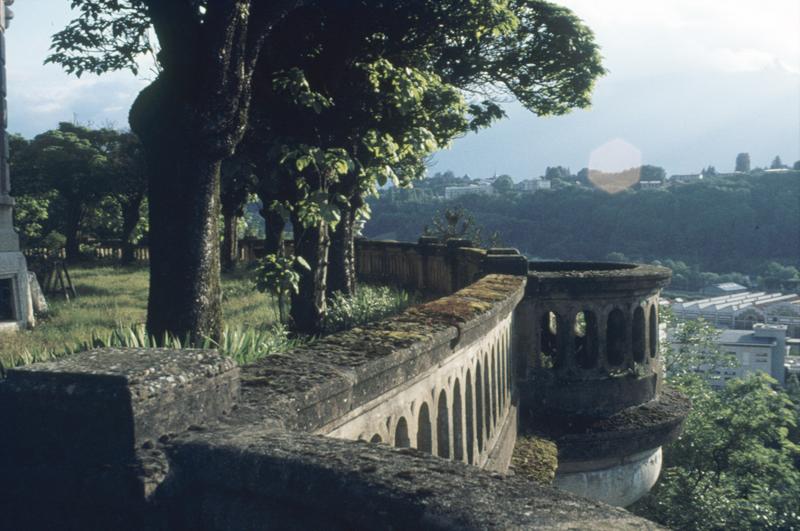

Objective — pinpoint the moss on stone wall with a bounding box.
[510,435,559,486]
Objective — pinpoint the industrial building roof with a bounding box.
[673,291,800,315]
[718,329,776,346]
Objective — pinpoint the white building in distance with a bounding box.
[671,291,800,338]
[669,173,703,184]
[444,183,495,200]
[638,180,664,190]
[670,324,790,387]
[516,179,551,193]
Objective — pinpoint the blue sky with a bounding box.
[5,0,800,177]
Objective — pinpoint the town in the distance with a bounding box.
[367,152,800,389]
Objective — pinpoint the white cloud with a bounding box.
[557,0,800,76]
[710,48,781,74]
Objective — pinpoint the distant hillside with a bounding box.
[364,171,800,275]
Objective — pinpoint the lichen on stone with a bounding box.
[510,434,558,486]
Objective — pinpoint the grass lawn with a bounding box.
[0,264,279,369]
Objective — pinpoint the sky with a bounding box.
[4,0,800,178]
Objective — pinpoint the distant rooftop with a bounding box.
[673,291,800,314]
[714,282,747,292]
[718,329,776,346]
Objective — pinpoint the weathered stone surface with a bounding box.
[0,347,239,464]
[522,370,660,418]
[511,434,559,485]
[236,274,524,435]
[555,448,663,508]
[524,389,690,463]
[159,425,665,530]
[0,239,681,528]
[27,270,47,313]
[526,261,671,299]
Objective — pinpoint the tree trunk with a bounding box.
[263,208,286,258]
[120,196,143,264]
[64,206,83,263]
[221,211,239,272]
[327,202,356,297]
[130,1,298,341]
[290,211,329,335]
[144,142,223,343]
[132,79,224,343]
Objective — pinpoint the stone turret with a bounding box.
[0,0,33,331]
[516,261,689,506]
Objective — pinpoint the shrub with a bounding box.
[323,285,415,334]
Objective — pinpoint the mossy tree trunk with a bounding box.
[129,1,296,342]
[327,173,362,298]
[221,210,239,272]
[328,196,361,298]
[290,210,329,335]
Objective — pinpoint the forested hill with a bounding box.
[364,171,800,275]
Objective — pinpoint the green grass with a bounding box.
[0,265,416,370]
[0,264,281,369]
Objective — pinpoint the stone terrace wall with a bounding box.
[357,238,533,293]
[235,274,524,470]
[0,242,667,529]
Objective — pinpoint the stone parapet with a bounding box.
[0,241,681,527]
[155,425,664,530]
[0,347,239,529]
[521,261,672,415]
[0,347,239,464]
[517,261,688,506]
[236,274,525,470]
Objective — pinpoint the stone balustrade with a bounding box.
[0,240,680,529]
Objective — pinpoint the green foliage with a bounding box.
[40,231,67,252]
[662,311,737,380]
[323,285,415,335]
[254,254,311,323]
[202,325,304,365]
[544,166,571,181]
[631,312,800,529]
[640,164,667,182]
[632,374,800,530]
[4,323,299,370]
[0,266,280,369]
[46,0,152,77]
[13,192,54,244]
[492,174,515,194]
[46,0,605,334]
[366,171,800,276]
[10,124,147,259]
[424,207,500,247]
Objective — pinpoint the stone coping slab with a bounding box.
[0,347,239,465]
[161,424,665,530]
[237,274,525,433]
[526,262,671,298]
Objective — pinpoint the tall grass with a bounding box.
[0,265,281,369]
[1,323,302,371]
[0,267,414,372]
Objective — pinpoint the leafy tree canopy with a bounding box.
[492,174,515,194]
